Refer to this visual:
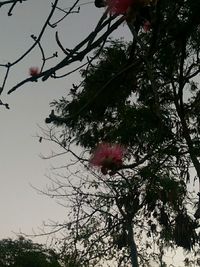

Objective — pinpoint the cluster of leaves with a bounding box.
[0,236,61,267]
[0,236,83,267]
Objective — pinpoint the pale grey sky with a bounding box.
[0,1,189,266]
[0,0,131,241]
[0,0,100,239]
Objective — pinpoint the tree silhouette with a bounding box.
[1,0,200,266]
[43,0,200,265]
[0,236,61,267]
[42,37,200,266]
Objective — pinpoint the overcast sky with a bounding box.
[0,1,188,265]
[0,0,131,241]
[0,0,96,239]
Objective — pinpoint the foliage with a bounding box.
[1,0,200,266]
[43,0,200,266]
[0,236,61,267]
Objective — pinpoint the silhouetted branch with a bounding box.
[8,15,124,94]
[0,0,26,16]
[49,0,80,27]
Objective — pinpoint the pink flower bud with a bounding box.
[29,67,40,77]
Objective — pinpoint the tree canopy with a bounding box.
[0,236,61,267]
[1,0,200,266]
[43,0,200,266]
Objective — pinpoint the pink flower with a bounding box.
[106,0,133,15]
[29,67,40,77]
[143,20,151,32]
[90,143,125,175]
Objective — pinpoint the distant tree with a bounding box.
[0,236,61,267]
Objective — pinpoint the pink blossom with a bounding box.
[143,20,151,32]
[106,0,133,15]
[29,67,40,77]
[90,143,125,175]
